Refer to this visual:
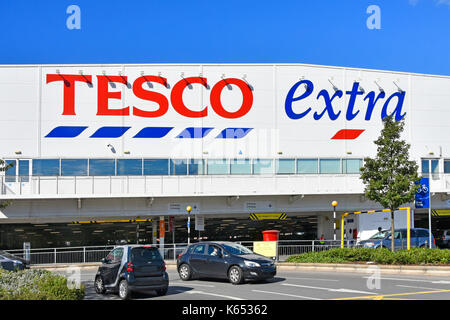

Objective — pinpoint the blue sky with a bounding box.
[0,0,449,75]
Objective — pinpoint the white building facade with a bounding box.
[1,63,449,248]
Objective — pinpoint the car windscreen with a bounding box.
[369,231,389,239]
[221,243,253,255]
[0,251,18,260]
[130,247,163,264]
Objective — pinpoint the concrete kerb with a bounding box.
[30,262,450,276]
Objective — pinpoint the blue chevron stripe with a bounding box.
[133,127,174,138]
[216,128,253,139]
[90,126,131,138]
[176,127,214,139]
[45,126,88,138]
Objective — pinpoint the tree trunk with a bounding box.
[391,210,395,252]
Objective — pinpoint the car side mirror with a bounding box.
[101,258,107,264]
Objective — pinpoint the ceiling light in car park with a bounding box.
[44,229,53,231]
[50,232,60,234]
[33,224,48,227]
[72,231,82,233]
[94,230,104,233]
[14,229,24,232]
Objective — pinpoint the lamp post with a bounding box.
[186,206,192,245]
[332,201,338,242]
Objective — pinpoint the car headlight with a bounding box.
[244,260,260,268]
[364,242,375,247]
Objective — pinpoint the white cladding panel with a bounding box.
[0,64,449,159]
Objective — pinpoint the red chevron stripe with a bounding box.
[331,129,365,140]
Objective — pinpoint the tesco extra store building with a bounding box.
[1,63,450,250]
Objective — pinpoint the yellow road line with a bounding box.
[330,289,450,300]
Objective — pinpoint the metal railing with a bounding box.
[4,240,358,265]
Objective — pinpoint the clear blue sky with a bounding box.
[1,0,449,75]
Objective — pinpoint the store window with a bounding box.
[445,160,450,174]
[170,159,187,175]
[189,159,204,175]
[319,159,341,174]
[342,159,363,174]
[18,160,29,182]
[144,159,168,175]
[253,159,274,174]
[276,159,296,174]
[297,159,318,174]
[32,159,60,176]
[230,159,251,175]
[5,160,16,182]
[117,159,142,176]
[421,159,439,180]
[61,159,88,176]
[89,159,115,176]
[207,159,229,175]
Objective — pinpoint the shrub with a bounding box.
[286,248,450,265]
[0,268,85,300]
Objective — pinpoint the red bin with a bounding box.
[262,230,280,241]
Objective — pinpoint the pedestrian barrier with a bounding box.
[4,240,358,265]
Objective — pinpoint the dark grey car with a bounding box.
[177,241,276,284]
[94,245,169,300]
[0,250,29,271]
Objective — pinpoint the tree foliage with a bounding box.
[0,160,13,209]
[360,115,420,251]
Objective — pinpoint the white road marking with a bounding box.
[171,281,215,288]
[363,276,450,284]
[252,289,321,300]
[396,285,450,291]
[283,277,339,282]
[176,290,244,300]
[282,283,377,295]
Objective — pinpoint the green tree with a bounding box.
[0,160,14,209]
[360,115,420,252]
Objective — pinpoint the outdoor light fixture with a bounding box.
[328,77,339,91]
[15,151,21,155]
[277,151,283,155]
[374,79,384,92]
[332,200,338,241]
[393,80,403,93]
[186,205,192,245]
[124,150,130,154]
[56,69,60,74]
[346,151,352,154]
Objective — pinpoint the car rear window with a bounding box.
[416,230,429,238]
[130,247,163,264]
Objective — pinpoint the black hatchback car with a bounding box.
[95,245,169,299]
[177,241,276,284]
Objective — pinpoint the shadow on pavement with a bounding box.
[83,281,194,300]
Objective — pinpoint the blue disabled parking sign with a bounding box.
[415,177,430,209]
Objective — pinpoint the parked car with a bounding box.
[0,250,29,271]
[360,228,436,249]
[94,245,169,300]
[177,241,276,284]
[440,229,450,248]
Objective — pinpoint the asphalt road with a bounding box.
[60,268,450,300]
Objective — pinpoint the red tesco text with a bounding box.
[46,74,253,119]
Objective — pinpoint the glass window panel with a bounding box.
[32,159,60,176]
[144,159,168,175]
[117,159,142,176]
[89,159,115,176]
[18,160,29,182]
[61,159,88,176]
[5,160,16,182]
[253,159,274,174]
[276,159,295,174]
[207,159,229,175]
[188,159,204,175]
[342,159,362,174]
[421,159,429,174]
[320,159,341,174]
[230,159,251,175]
[297,159,318,174]
[170,159,187,175]
[444,160,450,174]
[431,159,439,180]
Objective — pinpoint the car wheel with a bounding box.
[94,276,106,294]
[228,266,244,285]
[156,286,168,296]
[118,279,131,300]
[179,264,192,281]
